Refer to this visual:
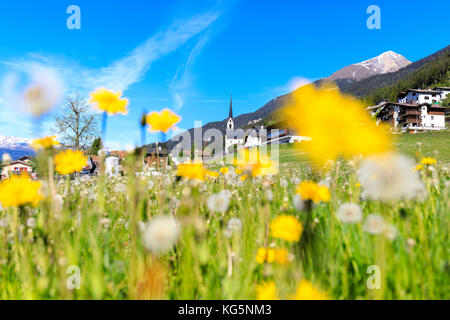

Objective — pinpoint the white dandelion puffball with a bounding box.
[0,218,8,228]
[293,194,304,211]
[98,149,108,157]
[21,66,63,117]
[26,217,36,228]
[227,218,243,233]
[143,216,180,254]
[2,153,12,164]
[358,153,426,201]
[265,189,274,202]
[384,224,398,241]
[207,190,231,213]
[336,203,362,224]
[113,183,127,193]
[363,214,385,235]
[224,170,237,184]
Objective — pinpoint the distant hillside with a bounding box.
[155,45,450,151]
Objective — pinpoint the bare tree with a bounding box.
[53,91,100,150]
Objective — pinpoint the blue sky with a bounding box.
[0,0,449,150]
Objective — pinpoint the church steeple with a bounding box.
[226,93,234,130]
[228,93,233,119]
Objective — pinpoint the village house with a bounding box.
[264,121,309,145]
[397,89,442,105]
[368,97,447,132]
[145,145,169,168]
[1,156,34,179]
[434,86,450,100]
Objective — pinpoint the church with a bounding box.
[224,95,245,153]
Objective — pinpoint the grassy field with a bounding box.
[0,130,448,299]
[280,130,450,164]
[210,130,450,170]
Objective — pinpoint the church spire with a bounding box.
[228,93,233,119]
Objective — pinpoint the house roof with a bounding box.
[368,101,439,111]
[5,160,32,167]
[146,147,169,156]
[15,155,34,163]
[407,89,441,94]
[109,150,129,159]
[367,101,390,110]
[435,87,450,90]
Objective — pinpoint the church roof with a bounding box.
[228,93,233,119]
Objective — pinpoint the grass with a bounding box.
[0,131,448,300]
[210,130,450,170]
[393,130,450,163]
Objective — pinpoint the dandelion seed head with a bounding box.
[227,218,243,233]
[143,216,180,254]
[336,203,362,224]
[358,153,426,201]
[384,224,398,241]
[293,194,305,211]
[363,214,385,235]
[207,190,231,213]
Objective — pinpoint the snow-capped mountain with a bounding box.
[326,51,411,82]
[0,135,34,160]
[0,135,31,146]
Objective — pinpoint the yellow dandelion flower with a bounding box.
[89,87,129,115]
[219,167,229,175]
[54,150,88,175]
[146,109,181,133]
[255,247,290,265]
[274,248,289,265]
[291,280,329,300]
[420,157,437,166]
[175,161,207,181]
[235,168,242,175]
[31,135,60,150]
[414,164,423,171]
[240,174,248,181]
[235,148,278,177]
[206,170,219,179]
[356,182,361,188]
[256,281,279,300]
[270,215,303,242]
[280,83,391,165]
[0,174,43,207]
[296,181,330,203]
[255,247,275,264]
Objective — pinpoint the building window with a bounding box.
[431,116,434,120]
[424,96,429,100]
[431,124,434,128]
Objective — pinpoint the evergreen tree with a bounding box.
[89,137,103,155]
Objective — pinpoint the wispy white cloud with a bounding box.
[2,9,222,94]
[0,7,225,146]
[272,76,314,94]
[170,32,214,110]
